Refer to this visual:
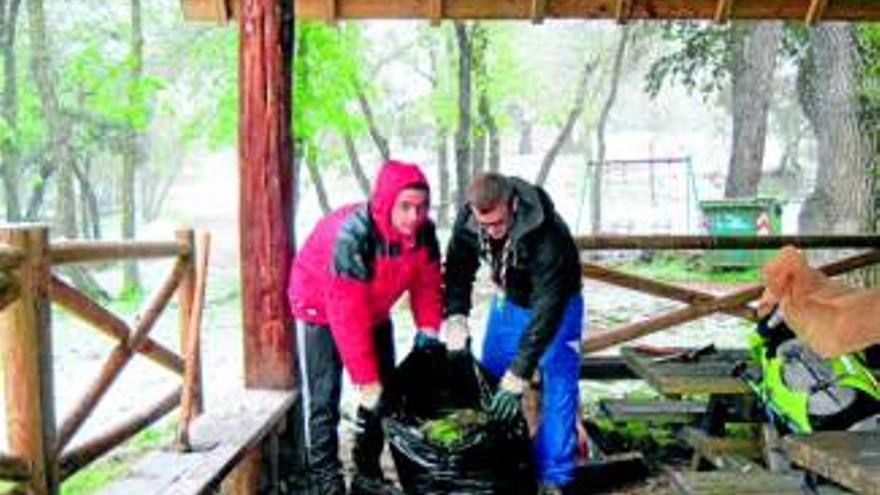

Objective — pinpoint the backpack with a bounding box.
[743,309,880,433]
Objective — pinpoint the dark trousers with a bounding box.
[285,320,395,494]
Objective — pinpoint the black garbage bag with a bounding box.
[382,347,535,495]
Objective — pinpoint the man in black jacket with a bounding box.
[443,173,584,495]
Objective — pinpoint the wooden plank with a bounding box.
[670,469,802,494]
[240,0,296,390]
[575,235,880,251]
[580,354,638,380]
[0,226,58,495]
[599,398,706,424]
[806,0,828,25]
[584,250,880,353]
[582,263,757,321]
[49,240,187,265]
[783,431,880,495]
[291,0,880,21]
[682,427,762,469]
[94,389,294,495]
[620,347,750,396]
[218,447,259,495]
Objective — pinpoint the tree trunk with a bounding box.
[342,131,371,196]
[354,82,390,161]
[798,23,869,236]
[120,0,144,295]
[592,27,630,234]
[472,128,486,177]
[453,21,472,206]
[0,0,22,221]
[70,158,101,239]
[24,157,54,220]
[306,145,331,214]
[55,155,76,238]
[536,56,597,187]
[436,127,450,228]
[25,0,66,224]
[479,93,500,173]
[723,22,781,198]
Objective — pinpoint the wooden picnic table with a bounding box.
[620,346,752,396]
[784,431,880,495]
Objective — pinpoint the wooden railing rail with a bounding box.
[48,276,184,374]
[579,236,880,354]
[574,234,880,250]
[0,245,24,269]
[59,388,181,480]
[0,225,209,495]
[177,232,211,451]
[54,257,189,454]
[0,453,31,481]
[49,240,187,265]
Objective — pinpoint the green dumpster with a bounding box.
[699,198,782,269]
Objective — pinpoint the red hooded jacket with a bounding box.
[287,160,442,385]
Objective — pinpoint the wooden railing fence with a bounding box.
[577,234,880,354]
[0,225,210,495]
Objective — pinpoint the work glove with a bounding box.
[489,370,527,424]
[444,314,471,352]
[413,329,444,351]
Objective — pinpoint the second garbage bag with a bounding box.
[382,347,536,495]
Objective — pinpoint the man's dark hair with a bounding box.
[467,173,513,213]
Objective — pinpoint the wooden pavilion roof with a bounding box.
[184,0,880,25]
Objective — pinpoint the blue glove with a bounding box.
[489,371,526,424]
[414,330,444,351]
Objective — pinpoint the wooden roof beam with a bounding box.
[714,0,733,23]
[429,0,442,25]
[326,0,338,24]
[531,0,547,24]
[615,0,632,24]
[289,0,880,21]
[806,0,828,26]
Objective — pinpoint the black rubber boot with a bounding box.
[349,406,403,495]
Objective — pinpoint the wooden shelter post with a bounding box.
[238,0,295,390]
[0,225,58,495]
[235,0,296,491]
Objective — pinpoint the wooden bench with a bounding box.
[94,388,295,495]
[599,398,707,425]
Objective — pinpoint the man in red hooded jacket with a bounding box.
[287,160,443,495]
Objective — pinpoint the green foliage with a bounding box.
[644,21,732,99]
[294,21,367,142]
[61,44,165,131]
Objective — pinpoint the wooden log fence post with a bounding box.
[0,225,58,495]
[176,228,202,416]
[177,231,210,452]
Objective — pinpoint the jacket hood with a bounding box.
[369,159,431,243]
[464,176,545,242]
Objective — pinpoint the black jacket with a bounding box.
[443,178,582,380]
